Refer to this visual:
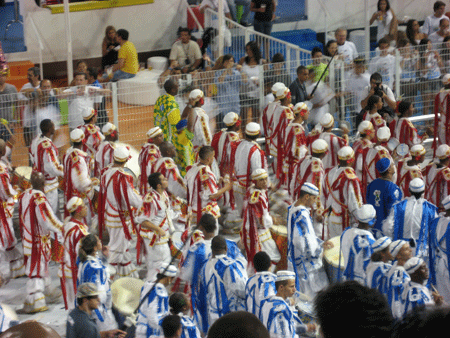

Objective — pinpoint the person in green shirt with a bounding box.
[307,47,329,83]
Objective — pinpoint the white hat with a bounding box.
[442,195,450,210]
[354,204,376,224]
[312,139,328,153]
[337,146,355,161]
[102,122,117,136]
[377,126,391,141]
[404,257,425,274]
[387,137,400,152]
[372,237,392,253]
[223,112,239,126]
[111,277,144,316]
[300,182,319,196]
[389,240,408,258]
[436,144,450,160]
[276,270,296,282]
[251,169,268,180]
[276,87,290,99]
[271,82,286,95]
[189,89,204,103]
[70,128,85,143]
[67,197,84,214]
[410,144,426,157]
[82,107,96,120]
[146,126,163,139]
[113,146,130,162]
[443,73,450,85]
[409,178,425,193]
[321,113,334,129]
[358,121,374,134]
[245,122,260,136]
[157,262,178,277]
[293,102,309,116]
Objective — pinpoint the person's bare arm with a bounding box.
[382,91,396,110]
[140,220,166,236]
[187,101,196,133]
[102,40,108,56]
[272,0,276,21]
[112,58,125,72]
[210,181,233,200]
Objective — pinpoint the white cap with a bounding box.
[410,144,426,157]
[337,146,355,161]
[70,129,85,143]
[387,138,400,152]
[442,195,450,210]
[300,182,319,196]
[436,144,450,160]
[251,169,268,180]
[157,262,178,277]
[67,197,84,214]
[312,139,328,153]
[146,127,163,139]
[377,126,391,141]
[372,237,392,253]
[223,112,239,126]
[443,73,450,85]
[113,146,130,162]
[82,107,96,120]
[271,82,286,95]
[389,240,408,258]
[321,113,334,129]
[102,122,117,136]
[189,89,204,103]
[410,178,425,193]
[354,204,376,224]
[276,87,290,99]
[276,270,296,282]
[358,121,374,134]
[404,257,425,274]
[245,122,260,136]
[293,102,309,116]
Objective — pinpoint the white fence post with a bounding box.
[395,49,401,99]
[112,82,119,129]
[259,64,265,112]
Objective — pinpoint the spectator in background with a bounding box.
[307,47,328,82]
[441,36,450,73]
[324,39,338,57]
[250,0,276,37]
[0,67,17,142]
[335,28,358,64]
[419,38,443,114]
[361,72,396,112]
[269,53,290,85]
[18,66,40,146]
[35,79,61,130]
[345,56,371,117]
[406,19,427,46]
[289,65,311,106]
[422,1,448,36]
[169,28,202,74]
[87,67,109,129]
[69,60,88,86]
[101,26,119,71]
[111,29,138,81]
[227,0,251,26]
[397,39,419,100]
[370,0,397,43]
[428,18,450,45]
[368,38,396,90]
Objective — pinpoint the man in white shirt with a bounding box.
[18,66,41,146]
[428,18,450,45]
[335,28,358,64]
[346,56,371,113]
[368,38,396,90]
[169,28,202,73]
[65,72,95,130]
[361,72,396,111]
[422,1,448,36]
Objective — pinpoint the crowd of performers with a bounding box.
[1,77,450,337]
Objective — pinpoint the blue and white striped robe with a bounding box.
[245,271,276,319]
[365,261,392,294]
[260,295,300,338]
[401,281,434,317]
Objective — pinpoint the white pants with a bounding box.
[144,240,171,282]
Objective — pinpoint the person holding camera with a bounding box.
[361,72,396,112]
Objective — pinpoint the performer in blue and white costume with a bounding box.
[260,270,314,338]
[198,235,247,330]
[287,183,329,299]
[245,251,276,319]
[383,178,438,259]
[135,263,178,338]
[0,304,19,333]
[365,236,393,293]
[429,195,450,303]
[385,239,412,319]
[77,234,117,331]
[341,205,376,284]
[401,257,442,317]
[366,158,402,238]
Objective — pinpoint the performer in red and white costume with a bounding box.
[262,82,286,141]
[361,95,387,142]
[397,144,425,198]
[95,123,119,177]
[316,113,348,172]
[0,136,14,171]
[135,172,173,281]
[424,144,450,207]
[322,146,363,238]
[63,129,98,218]
[98,146,143,278]
[283,102,309,188]
[77,108,105,162]
[59,197,89,310]
[189,89,212,156]
[353,121,375,193]
[138,127,163,195]
[393,101,425,148]
[29,119,64,214]
[185,146,232,224]
[0,139,24,279]
[18,172,63,313]
[241,169,280,273]
[433,74,450,154]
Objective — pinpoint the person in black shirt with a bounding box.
[289,65,313,106]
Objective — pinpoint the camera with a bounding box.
[374,83,384,97]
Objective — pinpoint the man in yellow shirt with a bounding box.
[112,29,138,81]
